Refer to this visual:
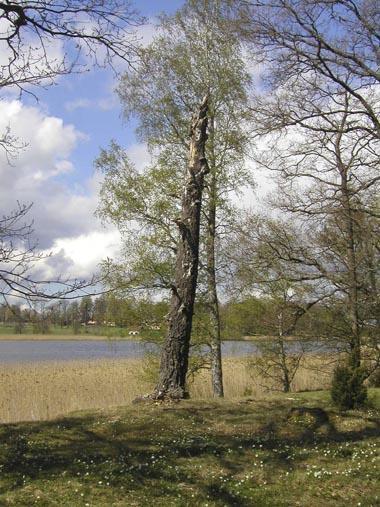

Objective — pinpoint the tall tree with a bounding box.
[154,96,209,399]
[268,94,377,368]
[228,0,379,401]
[231,96,379,398]
[107,0,251,396]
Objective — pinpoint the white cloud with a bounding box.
[97,96,118,111]
[65,98,92,112]
[64,96,118,112]
[38,230,121,280]
[0,99,118,280]
[0,100,78,168]
[126,142,151,171]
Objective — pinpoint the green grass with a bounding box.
[0,324,162,341]
[0,390,379,506]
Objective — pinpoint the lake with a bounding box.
[0,339,333,364]
[0,339,258,363]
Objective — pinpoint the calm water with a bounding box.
[0,340,259,364]
[0,339,331,364]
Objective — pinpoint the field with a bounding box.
[0,324,294,342]
[0,355,334,424]
[0,390,379,506]
[0,324,152,340]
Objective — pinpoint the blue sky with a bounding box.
[23,0,185,186]
[0,1,186,282]
[0,0,266,285]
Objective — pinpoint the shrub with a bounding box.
[13,321,24,334]
[368,367,380,388]
[331,365,367,409]
[72,320,81,334]
[32,319,50,334]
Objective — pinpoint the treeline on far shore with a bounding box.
[0,294,375,343]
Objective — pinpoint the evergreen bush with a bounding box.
[331,365,367,409]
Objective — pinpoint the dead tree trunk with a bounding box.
[153,96,209,400]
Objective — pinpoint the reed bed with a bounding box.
[0,354,336,424]
[0,359,150,424]
[191,355,334,399]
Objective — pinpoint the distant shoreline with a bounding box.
[0,335,265,344]
[0,334,137,341]
[0,333,317,343]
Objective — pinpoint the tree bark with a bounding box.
[341,178,361,370]
[153,96,209,400]
[205,115,224,397]
[206,196,224,397]
[336,117,361,371]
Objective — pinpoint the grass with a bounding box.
[0,324,157,340]
[0,324,298,342]
[0,333,128,341]
[0,356,334,424]
[0,390,378,506]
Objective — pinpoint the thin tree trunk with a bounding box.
[205,115,224,397]
[206,195,224,397]
[342,187,361,370]
[153,96,209,400]
[278,310,291,392]
[337,140,361,370]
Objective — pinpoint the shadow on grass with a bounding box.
[0,398,379,505]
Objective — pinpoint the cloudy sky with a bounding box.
[1,0,268,284]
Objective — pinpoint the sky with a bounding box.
[0,0,270,288]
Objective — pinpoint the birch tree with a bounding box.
[101,0,251,397]
[152,96,209,399]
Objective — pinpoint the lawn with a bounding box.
[0,390,379,506]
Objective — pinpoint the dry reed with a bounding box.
[0,359,150,424]
[191,355,334,399]
[0,354,336,424]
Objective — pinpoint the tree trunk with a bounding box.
[339,152,361,370]
[344,203,361,371]
[278,311,291,392]
[153,96,209,400]
[206,197,224,397]
[205,115,224,397]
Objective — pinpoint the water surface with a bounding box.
[0,339,332,364]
